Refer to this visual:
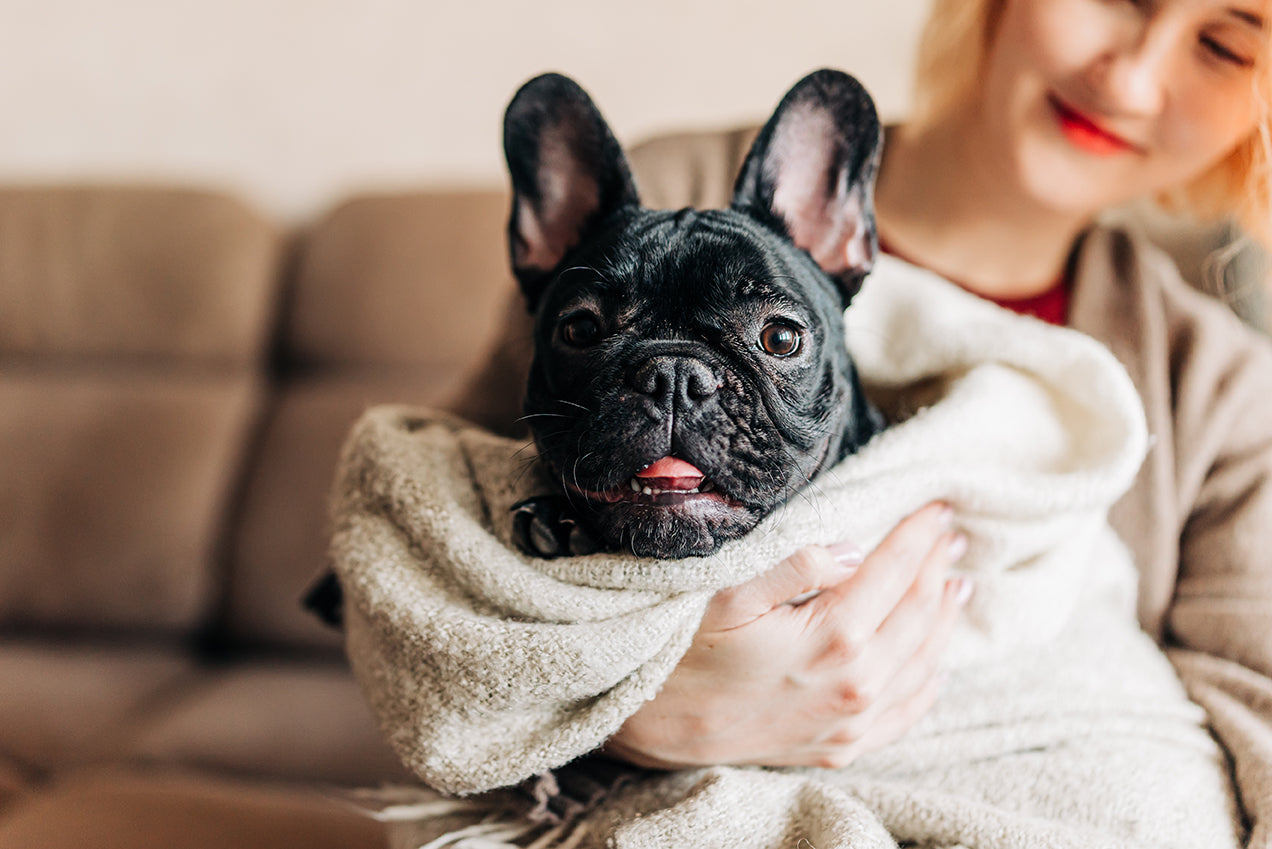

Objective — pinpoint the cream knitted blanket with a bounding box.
[330,256,1244,848]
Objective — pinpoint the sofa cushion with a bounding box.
[225,373,464,652]
[0,187,280,364]
[285,190,513,368]
[0,370,260,634]
[0,639,195,773]
[0,768,387,849]
[227,188,524,652]
[121,662,410,786]
[0,758,29,812]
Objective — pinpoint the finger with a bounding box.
[717,576,972,771]
[872,573,971,709]
[808,566,969,752]
[819,531,965,687]
[813,667,946,769]
[701,544,861,632]
[735,575,971,769]
[738,668,947,770]
[813,502,954,641]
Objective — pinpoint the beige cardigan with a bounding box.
[451,128,1272,844]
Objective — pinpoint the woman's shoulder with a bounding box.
[1078,221,1269,359]
[1074,221,1272,468]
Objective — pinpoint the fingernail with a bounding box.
[947,575,974,605]
[936,503,955,529]
[829,541,865,567]
[784,589,823,606]
[947,533,968,561]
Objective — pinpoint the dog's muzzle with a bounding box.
[626,355,721,420]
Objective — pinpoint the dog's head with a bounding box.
[504,70,882,558]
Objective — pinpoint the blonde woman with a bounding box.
[454,0,1272,825]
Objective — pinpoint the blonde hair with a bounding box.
[912,0,1272,248]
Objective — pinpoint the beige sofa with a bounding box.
[0,157,1264,847]
[0,184,520,847]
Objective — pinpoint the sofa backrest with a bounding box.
[0,187,281,636]
[0,185,519,652]
[220,189,515,652]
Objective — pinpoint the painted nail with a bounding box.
[936,503,955,529]
[947,533,968,561]
[829,541,865,567]
[948,575,974,605]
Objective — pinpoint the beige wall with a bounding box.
[3,0,929,220]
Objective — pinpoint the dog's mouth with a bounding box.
[563,456,735,507]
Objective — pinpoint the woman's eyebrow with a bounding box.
[1228,7,1266,29]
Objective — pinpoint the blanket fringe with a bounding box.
[415,820,539,849]
[336,785,592,849]
[407,814,591,849]
[405,815,590,849]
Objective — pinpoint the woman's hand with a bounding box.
[605,502,971,769]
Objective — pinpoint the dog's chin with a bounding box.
[564,482,762,558]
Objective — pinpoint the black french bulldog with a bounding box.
[507,69,885,560]
[303,68,886,627]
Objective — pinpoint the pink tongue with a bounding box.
[635,456,706,491]
[637,456,703,478]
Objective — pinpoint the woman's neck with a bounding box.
[874,116,1091,300]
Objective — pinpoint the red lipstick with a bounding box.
[1047,94,1141,156]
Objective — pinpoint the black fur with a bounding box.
[508,70,886,559]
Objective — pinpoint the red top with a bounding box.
[984,282,1070,326]
[878,238,1071,326]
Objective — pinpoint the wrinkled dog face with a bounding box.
[504,70,884,558]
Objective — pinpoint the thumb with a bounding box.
[701,543,863,631]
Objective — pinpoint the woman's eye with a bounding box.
[1201,35,1254,68]
[559,314,602,347]
[759,322,802,357]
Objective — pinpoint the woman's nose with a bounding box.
[1088,29,1171,116]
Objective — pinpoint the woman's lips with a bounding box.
[1047,93,1143,157]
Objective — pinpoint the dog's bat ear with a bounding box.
[732,69,882,305]
[503,73,640,308]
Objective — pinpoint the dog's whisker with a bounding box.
[571,451,595,499]
[514,430,568,459]
[511,460,540,487]
[516,413,573,423]
[768,443,830,527]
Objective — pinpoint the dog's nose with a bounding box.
[628,357,719,404]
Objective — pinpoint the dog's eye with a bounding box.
[559,314,602,348]
[759,322,802,357]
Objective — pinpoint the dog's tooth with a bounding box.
[630,479,641,492]
[642,486,653,496]
[688,488,699,494]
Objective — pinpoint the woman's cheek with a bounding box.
[1017,0,1127,79]
[1160,90,1258,174]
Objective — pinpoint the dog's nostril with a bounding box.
[683,361,719,400]
[629,360,671,396]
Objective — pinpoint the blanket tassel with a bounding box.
[342,789,591,849]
